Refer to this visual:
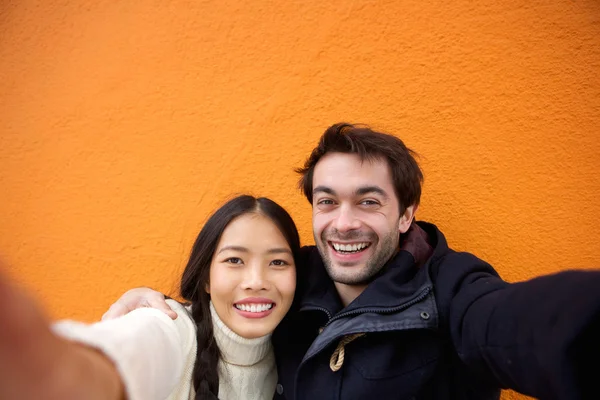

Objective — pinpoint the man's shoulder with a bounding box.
[298,245,325,271]
[296,244,328,288]
[413,220,495,270]
[300,244,320,257]
[428,246,500,280]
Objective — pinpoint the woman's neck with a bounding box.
[209,302,272,366]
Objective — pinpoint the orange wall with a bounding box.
[1,2,599,399]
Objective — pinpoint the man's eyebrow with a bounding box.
[355,186,389,198]
[313,186,336,196]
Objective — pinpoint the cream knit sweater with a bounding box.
[53,300,277,400]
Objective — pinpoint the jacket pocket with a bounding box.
[351,330,440,378]
[340,330,440,399]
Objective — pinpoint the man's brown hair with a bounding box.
[296,123,423,215]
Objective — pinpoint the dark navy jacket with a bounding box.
[272,221,600,400]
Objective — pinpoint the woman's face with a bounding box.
[207,212,296,338]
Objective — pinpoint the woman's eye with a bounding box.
[270,259,289,267]
[224,257,243,265]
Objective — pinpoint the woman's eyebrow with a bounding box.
[217,246,292,255]
[217,245,249,255]
[267,248,293,255]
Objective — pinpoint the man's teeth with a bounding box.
[234,303,274,313]
[332,242,370,253]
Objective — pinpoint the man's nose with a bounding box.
[333,205,361,232]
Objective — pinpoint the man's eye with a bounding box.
[317,199,334,205]
[224,257,243,265]
[270,259,289,267]
[361,200,379,206]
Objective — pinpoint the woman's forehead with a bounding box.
[217,213,291,252]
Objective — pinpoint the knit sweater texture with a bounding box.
[53,300,276,400]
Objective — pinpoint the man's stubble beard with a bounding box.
[316,229,400,285]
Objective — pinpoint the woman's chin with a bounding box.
[232,323,277,339]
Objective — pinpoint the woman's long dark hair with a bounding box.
[180,195,301,400]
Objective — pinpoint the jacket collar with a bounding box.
[297,221,445,317]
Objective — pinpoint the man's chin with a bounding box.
[325,263,369,283]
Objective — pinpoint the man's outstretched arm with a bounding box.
[435,252,600,399]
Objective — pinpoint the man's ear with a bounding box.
[398,205,418,234]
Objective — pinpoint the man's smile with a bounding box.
[329,241,372,254]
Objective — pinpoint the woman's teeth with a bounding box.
[234,303,274,313]
[332,242,370,253]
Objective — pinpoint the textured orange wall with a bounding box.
[1,2,599,398]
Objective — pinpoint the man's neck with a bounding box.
[334,282,368,307]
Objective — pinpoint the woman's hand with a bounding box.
[0,265,125,400]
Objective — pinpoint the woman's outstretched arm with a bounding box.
[0,263,197,400]
[0,266,125,400]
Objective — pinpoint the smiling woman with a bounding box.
[0,195,301,400]
[179,196,301,400]
[207,212,297,339]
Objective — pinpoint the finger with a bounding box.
[149,299,178,320]
[101,302,129,321]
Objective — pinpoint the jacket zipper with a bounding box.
[293,285,434,398]
[300,305,332,320]
[323,285,432,327]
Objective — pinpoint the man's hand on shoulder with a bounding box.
[101,287,177,321]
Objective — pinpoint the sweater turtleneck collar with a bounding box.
[209,301,272,366]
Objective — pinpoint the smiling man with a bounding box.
[105,123,600,400]
[309,151,415,306]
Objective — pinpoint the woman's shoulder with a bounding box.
[165,299,192,315]
[164,299,197,334]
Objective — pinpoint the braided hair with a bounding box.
[180,195,301,399]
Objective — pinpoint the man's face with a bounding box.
[312,152,413,286]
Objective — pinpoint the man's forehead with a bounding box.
[313,153,392,180]
[312,153,395,195]
[315,151,385,166]
[313,184,390,199]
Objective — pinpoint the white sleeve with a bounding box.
[52,299,197,400]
